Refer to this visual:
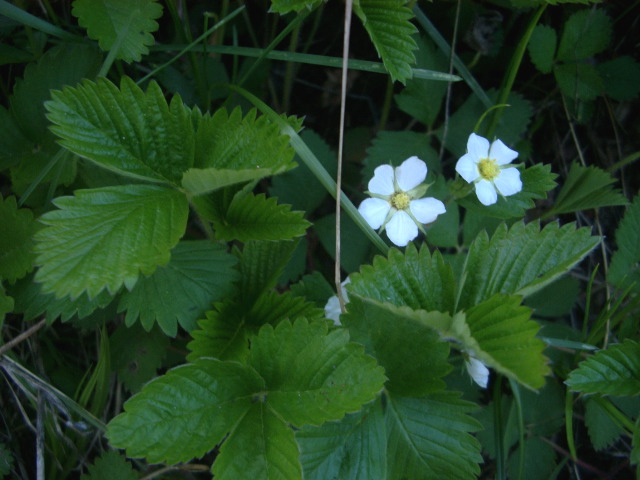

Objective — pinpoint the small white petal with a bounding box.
[466,133,490,160]
[395,156,427,192]
[368,164,395,195]
[475,180,498,206]
[358,198,390,229]
[410,197,446,224]
[324,295,342,325]
[465,356,490,388]
[494,167,522,197]
[455,154,480,183]
[489,139,519,165]
[386,211,418,247]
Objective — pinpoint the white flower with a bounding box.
[358,156,446,247]
[464,352,490,388]
[456,133,522,206]
[324,278,350,325]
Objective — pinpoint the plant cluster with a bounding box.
[0,0,639,479]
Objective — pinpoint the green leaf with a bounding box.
[343,294,451,396]
[608,194,640,293]
[250,319,386,426]
[0,443,13,477]
[34,184,188,299]
[353,0,418,84]
[213,193,310,242]
[314,213,373,274]
[182,108,296,195]
[556,9,612,62]
[349,244,455,313]
[566,340,640,395]
[80,450,137,480]
[464,294,549,390]
[394,36,448,125]
[363,130,440,181]
[598,56,640,101]
[528,24,557,74]
[386,392,482,479]
[110,323,169,392]
[459,221,600,308]
[269,129,336,214]
[0,196,37,283]
[297,398,386,480]
[187,291,323,362]
[269,0,323,14]
[212,403,302,480]
[118,240,239,336]
[554,61,604,101]
[107,358,264,464]
[72,0,163,63]
[584,397,624,451]
[548,162,627,215]
[46,76,195,184]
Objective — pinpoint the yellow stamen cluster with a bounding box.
[390,192,411,210]
[478,158,500,181]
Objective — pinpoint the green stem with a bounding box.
[565,389,577,460]
[493,375,505,480]
[509,378,526,480]
[0,0,78,40]
[223,84,389,254]
[484,5,546,138]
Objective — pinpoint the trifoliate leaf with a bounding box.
[34,184,188,299]
[9,274,115,324]
[107,359,265,464]
[353,0,418,84]
[187,291,324,362]
[0,196,37,283]
[348,244,455,313]
[72,0,163,63]
[548,162,627,215]
[80,450,137,480]
[297,398,386,480]
[459,221,600,308]
[182,108,296,195]
[566,340,640,395]
[464,294,549,390]
[554,61,604,101]
[212,402,302,480]
[343,294,451,396]
[556,9,612,62]
[598,56,640,101]
[110,323,169,392]
[250,319,386,427]
[394,36,448,126]
[457,163,557,219]
[213,193,310,242]
[269,0,323,14]
[528,24,557,74]
[269,129,336,214]
[608,194,640,293]
[118,240,239,336]
[363,130,440,181]
[386,391,482,479]
[46,76,195,184]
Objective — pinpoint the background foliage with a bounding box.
[1,0,639,479]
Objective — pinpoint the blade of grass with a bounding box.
[0,0,78,41]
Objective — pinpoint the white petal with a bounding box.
[409,197,446,224]
[465,356,489,388]
[475,180,498,206]
[386,211,418,247]
[494,167,522,196]
[466,133,490,160]
[368,164,395,195]
[489,138,519,165]
[358,198,390,229]
[324,295,342,325]
[455,154,480,183]
[395,156,427,192]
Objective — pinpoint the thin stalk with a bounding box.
[282,20,302,112]
[0,0,77,40]
[493,376,505,480]
[378,77,393,132]
[509,379,526,480]
[564,390,578,461]
[438,0,461,163]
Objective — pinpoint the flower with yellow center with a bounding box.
[358,156,446,247]
[456,133,522,206]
